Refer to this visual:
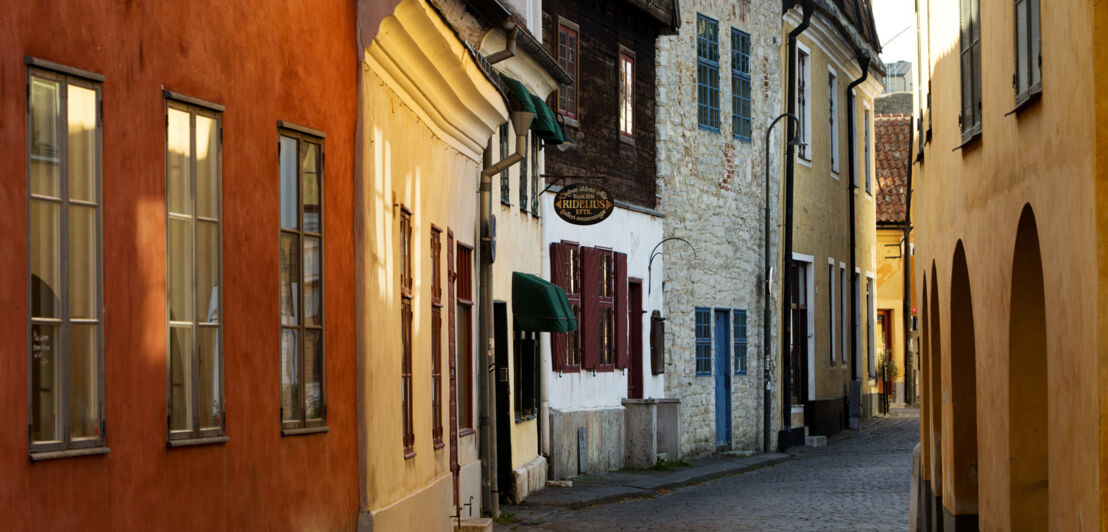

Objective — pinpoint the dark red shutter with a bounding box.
[549,242,566,372]
[614,252,629,369]
[581,247,601,370]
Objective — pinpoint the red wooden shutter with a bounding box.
[549,242,567,372]
[581,247,601,370]
[614,252,629,369]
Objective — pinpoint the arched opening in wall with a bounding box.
[948,241,978,516]
[929,263,943,498]
[920,273,931,479]
[1008,204,1048,529]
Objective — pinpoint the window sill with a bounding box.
[282,426,330,437]
[619,134,635,146]
[30,446,110,462]
[434,441,445,450]
[697,125,721,134]
[734,371,748,377]
[955,128,982,152]
[559,114,580,129]
[167,436,229,448]
[515,414,537,424]
[558,366,581,374]
[734,135,752,144]
[458,428,476,438]
[696,372,712,377]
[831,171,840,180]
[404,450,417,460]
[796,156,812,168]
[594,364,615,373]
[1007,87,1042,117]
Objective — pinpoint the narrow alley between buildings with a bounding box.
[497,412,918,531]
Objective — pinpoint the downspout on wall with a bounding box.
[902,119,914,405]
[846,54,870,429]
[778,0,812,452]
[478,111,534,519]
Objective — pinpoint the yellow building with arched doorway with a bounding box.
[912,0,1108,530]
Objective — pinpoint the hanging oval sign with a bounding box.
[553,183,615,225]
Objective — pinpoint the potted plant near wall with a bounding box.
[879,350,899,399]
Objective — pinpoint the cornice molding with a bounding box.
[366,0,509,161]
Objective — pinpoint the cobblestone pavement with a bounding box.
[498,413,919,531]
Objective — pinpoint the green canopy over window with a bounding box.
[498,74,564,145]
[512,272,577,332]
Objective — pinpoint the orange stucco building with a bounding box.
[0,1,360,529]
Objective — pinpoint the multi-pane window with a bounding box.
[828,263,836,365]
[732,310,747,375]
[797,48,810,160]
[400,208,414,455]
[598,250,615,367]
[279,129,326,432]
[731,29,752,141]
[864,108,872,193]
[166,98,224,441]
[1014,0,1041,103]
[867,276,876,378]
[456,244,474,431]
[557,22,579,117]
[829,70,839,173]
[959,0,982,139]
[499,124,510,205]
[840,266,847,365]
[530,136,540,215]
[696,14,720,132]
[519,132,529,212]
[430,227,443,447]
[695,307,711,375]
[563,245,582,368]
[619,51,634,137]
[513,324,537,419]
[28,66,104,452]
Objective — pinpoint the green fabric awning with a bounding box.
[498,74,564,145]
[529,92,564,144]
[512,272,577,332]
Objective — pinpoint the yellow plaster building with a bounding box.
[912,0,1108,529]
[780,0,883,443]
[355,1,506,529]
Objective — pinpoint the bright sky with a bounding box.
[871,0,916,64]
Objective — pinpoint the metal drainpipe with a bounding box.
[764,113,798,453]
[478,111,534,518]
[846,55,869,389]
[779,0,812,450]
[902,119,914,404]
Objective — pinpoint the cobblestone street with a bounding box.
[498,412,919,531]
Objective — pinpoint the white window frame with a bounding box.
[854,268,861,380]
[793,252,815,400]
[1013,0,1041,105]
[839,262,847,366]
[827,258,836,365]
[795,42,812,165]
[828,66,839,176]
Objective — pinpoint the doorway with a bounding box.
[790,261,809,406]
[627,279,644,399]
[714,309,732,449]
[494,302,512,500]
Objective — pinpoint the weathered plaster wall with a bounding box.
[656,0,783,456]
[0,1,361,530]
[915,0,1100,528]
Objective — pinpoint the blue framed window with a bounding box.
[695,307,711,375]
[696,15,720,132]
[733,310,747,375]
[731,29,752,141]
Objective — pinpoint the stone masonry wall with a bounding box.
[655,0,783,457]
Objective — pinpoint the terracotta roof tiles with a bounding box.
[875,113,911,224]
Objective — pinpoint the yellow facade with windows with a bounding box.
[913,0,1108,529]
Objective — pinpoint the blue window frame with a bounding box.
[695,307,712,375]
[733,310,747,375]
[731,29,752,141]
[696,15,720,132]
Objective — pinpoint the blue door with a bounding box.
[714,310,732,448]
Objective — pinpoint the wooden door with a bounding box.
[627,279,643,399]
[447,230,459,507]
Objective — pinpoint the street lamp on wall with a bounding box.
[763,112,801,453]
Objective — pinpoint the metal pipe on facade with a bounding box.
[478,111,534,518]
[902,119,914,404]
[779,0,812,450]
[764,113,798,453]
[846,55,869,386]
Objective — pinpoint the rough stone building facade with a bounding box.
[656,0,784,457]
